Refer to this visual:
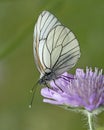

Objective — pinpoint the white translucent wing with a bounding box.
[45,25,80,76]
[33,11,61,74]
[33,10,80,79]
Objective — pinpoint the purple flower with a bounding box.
[41,68,104,112]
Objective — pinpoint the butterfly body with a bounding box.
[39,69,56,84]
[33,11,80,85]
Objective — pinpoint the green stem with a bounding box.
[87,111,96,130]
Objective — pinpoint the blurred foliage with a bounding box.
[0,0,104,130]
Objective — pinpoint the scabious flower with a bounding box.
[41,68,104,130]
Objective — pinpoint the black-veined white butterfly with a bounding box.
[33,10,80,85]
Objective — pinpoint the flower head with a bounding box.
[41,68,104,112]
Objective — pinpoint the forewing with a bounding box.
[33,11,61,74]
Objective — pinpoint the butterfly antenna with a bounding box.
[29,90,36,108]
[29,81,39,108]
[30,80,39,93]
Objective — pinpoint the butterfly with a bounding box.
[33,10,80,85]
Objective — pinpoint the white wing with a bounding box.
[33,11,61,74]
[33,10,80,78]
[43,25,80,76]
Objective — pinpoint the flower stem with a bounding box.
[87,111,96,130]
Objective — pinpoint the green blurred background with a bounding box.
[0,0,104,130]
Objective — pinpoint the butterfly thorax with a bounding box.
[39,70,56,85]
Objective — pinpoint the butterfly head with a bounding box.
[39,70,56,85]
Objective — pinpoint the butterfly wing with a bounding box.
[33,10,80,79]
[44,25,80,77]
[33,11,61,75]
